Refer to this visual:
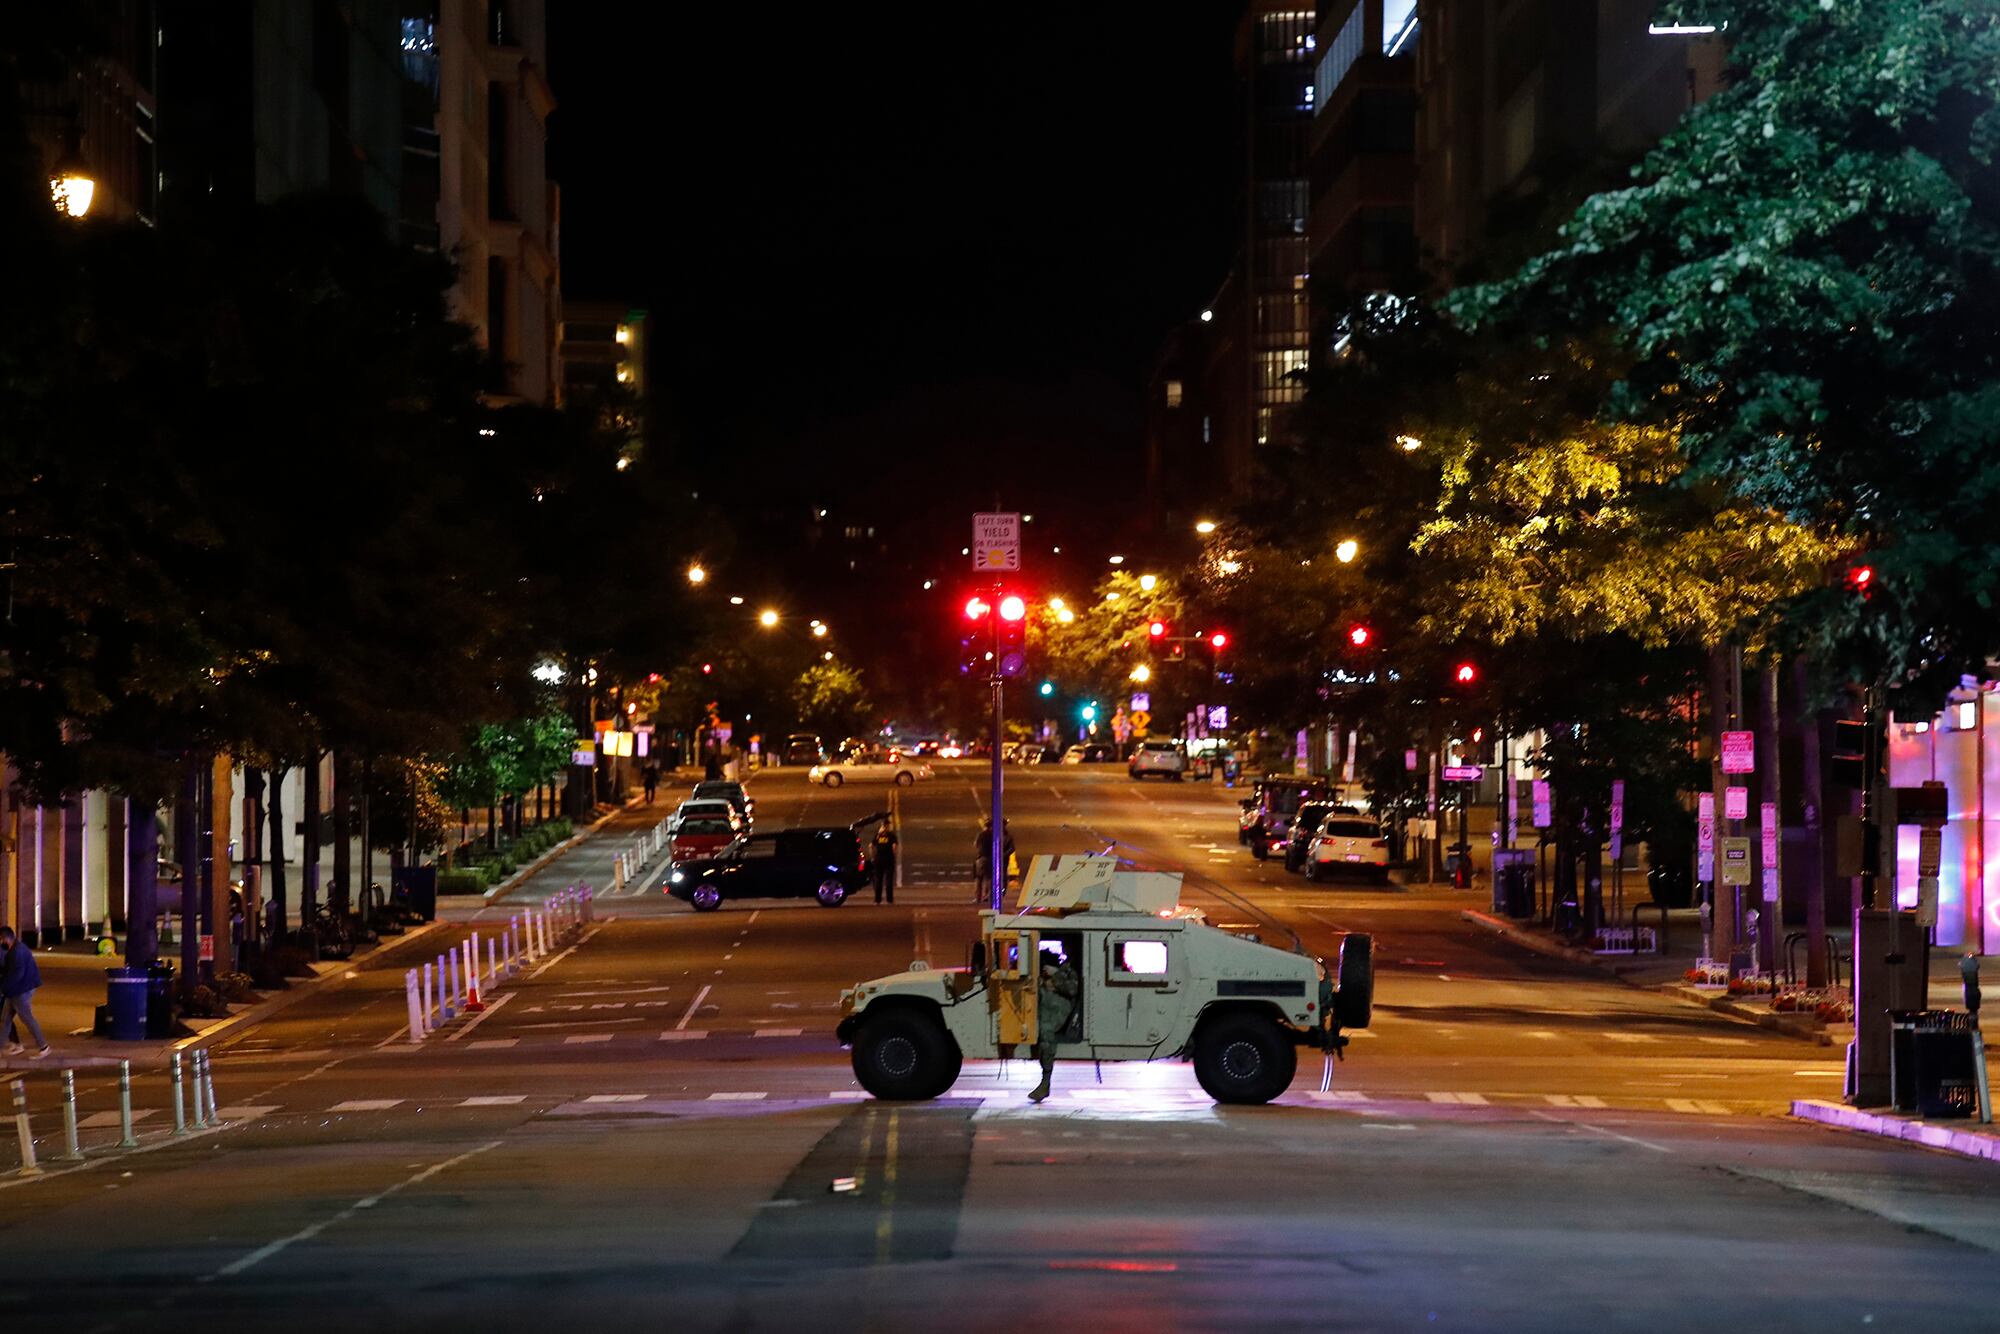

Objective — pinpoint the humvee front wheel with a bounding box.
[1192,1012,1296,1104]
[851,1009,962,1100]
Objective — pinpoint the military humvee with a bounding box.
[835,854,1373,1104]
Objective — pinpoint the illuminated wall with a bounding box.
[1886,688,1993,953]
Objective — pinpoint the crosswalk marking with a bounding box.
[1542,1094,1608,1108]
[1666,1098,1731,1115]
[1603,1033,1658,1043]
[1425,1092,1489,1105]
[329,1099,403,1112]
[1302,1090,1370,1103]
[218,1105,279,1121]
[80,1109,157,1129]
[708,1092,767,1101]
[468,1038,519,1050]
[754,1028,803,1038]
[563,1034,615,1045]
[584,1094,644,1103]
[659,1030,707,1041]
[828,1091,870,1099]
[461,1096,526,1107]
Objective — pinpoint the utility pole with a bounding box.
[971,511,1022,913]
[989,580,1005,913]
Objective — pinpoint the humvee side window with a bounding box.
[1107,937,1170,979]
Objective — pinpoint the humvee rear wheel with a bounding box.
[1334,933,1374,1030]
[852,1009,962,1100]
[1192,1012,1296,1104]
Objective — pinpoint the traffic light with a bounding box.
[1453,661,1478,686]
[1348,624,1372,648]
[1209,631,1228,650]
[998,595,1026,622]
[1148,620,1166,639]
[1039,681,1055,697]
[1846,564,1875,598]
[700,662,713,675]
[1830,718,1870,788]
[997,592,1026,678]
[1081,703,1098,722]
[964,596,990,620]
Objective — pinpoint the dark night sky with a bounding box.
[548,6,1244,510]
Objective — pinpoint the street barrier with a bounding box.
[197,1049,218,1124]
[118,1060,141,1145]
[172,1056,189,1136]
[9,1077,36,1177]
[58,1070,84,1162]
[406,968,426,1043]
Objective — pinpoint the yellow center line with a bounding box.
[874,1109,900,1264]
[854,1105,877,1190]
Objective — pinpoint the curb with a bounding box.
[481,794,648,906]
[1791,1098,2000,1163]
[1458,909,1830,1045]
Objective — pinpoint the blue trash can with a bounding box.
[104,967,148,1040]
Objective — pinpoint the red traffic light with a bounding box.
[646,672,662,684]
[1148,621,1166,638]
[700,662,713,675]
[1348,624,1371,648]
[964,596,991,619]
[998,595,1027,621]
[1454,662,1478,685]
[1209,631,1228,649]
[1847,564,1875,592]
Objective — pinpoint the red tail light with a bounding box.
[1370,839,1388,848]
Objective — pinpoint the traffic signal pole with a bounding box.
[989,581,1006,912]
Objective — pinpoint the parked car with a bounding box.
[1128,740,1188,781]
[689,780,753,826]
[1304,814,1391,884]
[1283,801,1340,873]
[784,733,825,765]
[669,811,743,863]
[808,754,934,787]
[664,817,887,910]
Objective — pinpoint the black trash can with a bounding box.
[145,960,177,1039]
[103,966,148,1041]
[1888,1010,1980,1118]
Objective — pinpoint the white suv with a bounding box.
[1127,740,1188,781]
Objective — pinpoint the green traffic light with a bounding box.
[1039,681,1054,697]
[1081,704,1097,721]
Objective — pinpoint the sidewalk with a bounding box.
[1793,1100,2000,1164]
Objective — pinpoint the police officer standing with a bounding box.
[872,823,898,905]
[1029,949,1080,1103]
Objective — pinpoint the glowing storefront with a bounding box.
[1888,685,1998,954]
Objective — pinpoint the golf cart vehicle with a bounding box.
[837,853,1373,1104]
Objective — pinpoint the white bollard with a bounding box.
[440,951,456,1020]
[466,933,478,995]
[406,968,425,1043]
[422,960,435,1025]
[449,946,463,1013]
[170,1051,188,1135]
[487,935,498,988]
[59,1069,84,1162]
[200,1049,219,1123]
[9,1078,38,1177]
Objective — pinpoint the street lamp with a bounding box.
[686,564,707,585]
[1335,539,1359,564]
[48,123,94,218]
[1396,435,1423,452]
[758,609,780,627]
[1056,607,1075,624]
[1138,574,1158,592]
[1107,554,1125,566]
[1194,520,1217,535]
[728,595,745,606]
[812,623,829,638]
[1130,665,1152,683]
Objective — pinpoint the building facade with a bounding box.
[559,300,646,401]
[1307,0,1418,301]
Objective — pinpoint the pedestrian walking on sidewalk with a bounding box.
[642,762,660,805]
[872,825,898,904]
[0,926,52,1059]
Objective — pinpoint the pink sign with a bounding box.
[1761,803,1779,868]
[1609,779,1625,832]
[1696,792,1715,852]
[1532,780,1552,828]
[1721,730,1755,774]
[1725,785,1749,821]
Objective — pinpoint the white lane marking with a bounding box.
[80,1109,158,1129]
[829,1091,870,1099]
[1542,1095,1608,1109]
[206,1141,502,1282]
[563,1034,615,1045]
[218,1106,279,1121]
[445,991,517,1042]
[754,1028,803,1038]
[723,953,733,960]
[707,1092,767,1101]
[747,911,760,924]
[328,1099,404,1112]
[1792,1069,1845,1078]
[1666,1098,1731,1115]
[1530,1109,1671,1153]
[1603,1033,1658,1043]
[1425,1092,1489,1105]
[1302,1090,1370,1103]
[674,983,712,1032]
[1696,1036,1755,1046]
[461,1096,526,1107]
[468,1038,519,1050]
[584,1094,644,1103]
[1524,1030,1560,1040]
[528,924,603,980]
[659,1031,708,1041]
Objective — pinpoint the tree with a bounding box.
[790,658,876,740]
[1451,0,2000,701]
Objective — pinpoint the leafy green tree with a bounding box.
[1452,0,2000,700]
[790,658,876,740]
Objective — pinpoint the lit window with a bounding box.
[1384,0,1420,56]
[615,326,631,345]
[1165,379,1184,408]
[1117,940,1169,974]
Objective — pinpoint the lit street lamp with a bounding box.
[1335,539,1360,564]
[758,609,779,628]
[686,564,707,585]
[1138,574,1158,592]
[1130,664,1152,683]
[1194,520,1217,535]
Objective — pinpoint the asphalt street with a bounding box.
[5,763,1998,1332]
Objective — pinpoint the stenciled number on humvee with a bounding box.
[836,854,1373,1104]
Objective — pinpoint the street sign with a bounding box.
[1761,801,1780,903]
[1720,837,1753,886]
[1130,693,1150,713]
[1207,706,1229,731]
[1725,785,1748,821]
[1721,730,1755,774]
[1532,780,1552,828]
[1697,791,1715,882]
[1296,729,1309,767]
[1128,710,1151,731]
[1405,748,1419,772]
[972,512,1021,571]
[199,934,214,963]
[1610,780,1624,833]
[1894,781,1949,825]
[1442,764,1483,783]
